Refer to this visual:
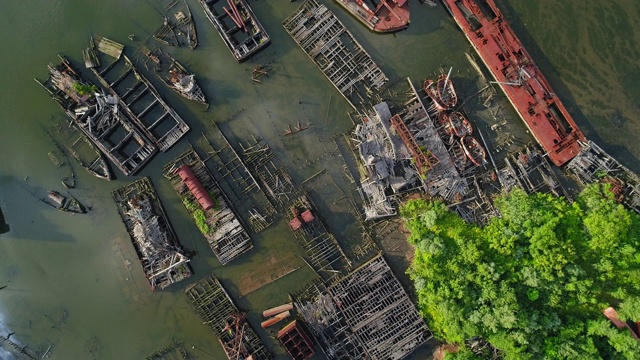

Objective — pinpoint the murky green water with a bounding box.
[0,0,638,359]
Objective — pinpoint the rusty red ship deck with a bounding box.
[335,0,410,33]
[442,0,585,166]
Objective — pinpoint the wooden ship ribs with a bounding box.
[283,0,388,109]
[86,36,190,153]
[293,255,432,360]
[163,147,253,265]
[36,55,156,176]
[153,0,199,49]
[352,102,419,220]
[199,0,270,62]
[185,276,271,359]
[112,177,192,291]
[566,140,640,213]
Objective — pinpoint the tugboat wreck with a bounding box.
[112,177,192,291]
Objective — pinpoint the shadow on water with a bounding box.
[0,206,9,234]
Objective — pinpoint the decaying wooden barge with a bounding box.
[85,35,190,153]
[185,275,271,359]
[36,55,157,176]
[566,140,640,213]
[112,177,192,291]
[283,0,388,109]
[293,255,432,360]
[199,0,270,62]
[163,147,253,265]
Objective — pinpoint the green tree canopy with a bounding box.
[402,184,640,359]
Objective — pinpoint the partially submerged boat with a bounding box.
[423,69,457,111]
[335,0,410,33]
[199,0,270,62]
[142,46,208,105]
[461,136,486,167]
[153,0,198,49]
[42,190,88,214]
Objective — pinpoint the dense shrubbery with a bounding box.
[402,184,640,359]
[183,199,214,236]
[72,82,97,96]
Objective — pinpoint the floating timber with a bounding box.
[352,102,418,220]
[397,77,468,201]
[185,276,271,359]
[283,0,388,109]
[112,177,192,291]
[566,140,640,213]
[293,255,432,360]
[278,320,315,360]
[141,46,208,105]
[199,0,270,62]
[87,36,190,152]
[36,55,157,176]
[163,147,253,265]
[154,0,199,49]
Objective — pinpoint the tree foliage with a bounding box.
[402,184,640,359]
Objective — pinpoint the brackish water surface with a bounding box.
[0,0,638,359]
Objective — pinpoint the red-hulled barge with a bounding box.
[442,0,586,166]
[336,0,410,33]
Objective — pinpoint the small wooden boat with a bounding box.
[142,47,208,105]
[443,111,473,138]
[423,68,457,111]
[461,136,487,167]
[450,140,468,171]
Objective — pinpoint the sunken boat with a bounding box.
[442,0,586,166]
[153,0,199,49]
[112,177,192,291]
[142,46,208,105]
[53,120,114,180]
[42,190,88,214]
[461,136,486,167]
[199,0,270,62]
[423,70,457,111]
[335,0,410,33]
[163,148,253,265]
[36,55,157,176]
